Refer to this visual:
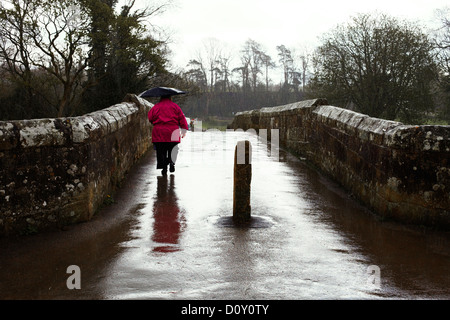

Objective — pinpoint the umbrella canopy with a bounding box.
[139,87,187,98]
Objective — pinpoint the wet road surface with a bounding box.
[0,131,449,300]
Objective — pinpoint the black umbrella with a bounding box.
[139,86,187,98]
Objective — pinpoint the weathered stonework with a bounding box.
[0,94,153,236]
[229,99,450,230]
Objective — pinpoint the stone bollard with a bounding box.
[233,140,252,224]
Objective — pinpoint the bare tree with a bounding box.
[241,39,266,92]
[310,13,438,123]
[260,52,276,91]
[433,7,450,119]
[215,54,232,92]
[202,37,222,92]
[0,0,92,117]
[277,44,294,87]
[185,59,207,90]
[0,0,39,114]
[33,0,92,116]
[233,55,250,92]
[297,45,312,91]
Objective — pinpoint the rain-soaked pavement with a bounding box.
[0,130,450,301]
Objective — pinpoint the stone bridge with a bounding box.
[0,96,449,236]
[229,99,450,230]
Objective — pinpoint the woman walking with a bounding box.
[148,94,189,175]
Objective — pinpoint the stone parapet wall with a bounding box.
[0,94,153,236]
[230,99,450,230]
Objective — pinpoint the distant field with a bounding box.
[193,117,234,131]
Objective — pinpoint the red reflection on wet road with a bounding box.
[152,175,185,253]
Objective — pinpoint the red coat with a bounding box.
[148,98,189,143]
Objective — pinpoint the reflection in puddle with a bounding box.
[152,175,185,253]
[214,215,275,228]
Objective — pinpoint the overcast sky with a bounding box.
[133,0,448,78]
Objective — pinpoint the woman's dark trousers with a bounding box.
[154,142,179,171]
